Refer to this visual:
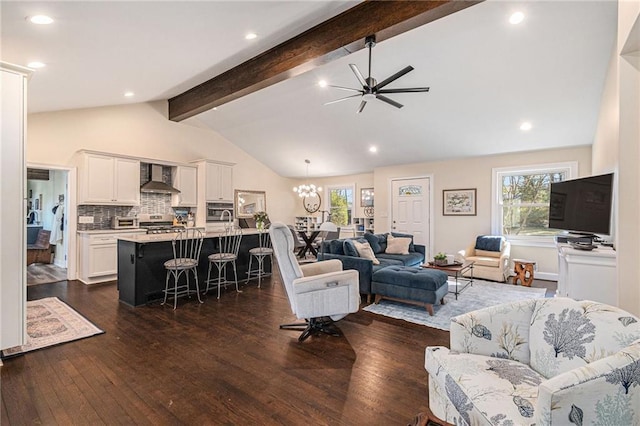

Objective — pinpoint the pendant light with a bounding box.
[293,159,322,198]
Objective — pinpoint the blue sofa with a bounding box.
[317,232,426,297]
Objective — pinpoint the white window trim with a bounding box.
[491,161,578,247]
[324,183,356,225]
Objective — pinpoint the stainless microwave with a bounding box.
[111,216,139,229]
[206,202,234,223]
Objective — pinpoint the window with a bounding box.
[492,162,577,243]
[326,185,354,227]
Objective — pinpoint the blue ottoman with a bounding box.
[371,266,449,315]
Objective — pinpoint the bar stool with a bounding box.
[246,227,273,288]
[205,227,243,299]
[162,228,204,309]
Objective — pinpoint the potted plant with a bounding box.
[253,211,268,230]
[433,252,448,266]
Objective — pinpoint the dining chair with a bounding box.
[162,228,204,309]
[205,226,243,299]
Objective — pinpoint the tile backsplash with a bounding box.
[77,164,176,231]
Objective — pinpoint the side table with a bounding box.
[422,261,474,300]
[512,258,536,287]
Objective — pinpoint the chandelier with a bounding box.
[293,159,322,198]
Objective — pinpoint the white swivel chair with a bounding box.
[269,222,360,342]
[162,228,204,309]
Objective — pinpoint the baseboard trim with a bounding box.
[535,272,557,281]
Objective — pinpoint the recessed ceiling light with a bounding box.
[124,92,134,98]
[245,33,257,40]
[29,15,54,25]
[509,12,525,25]
[369,146,378,153]
[27,61,46,69]
[318,80,328,88]
[213,107,218,111]
[520,122,532,131]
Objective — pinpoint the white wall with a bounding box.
[615,0,640,315]
[27,101,297,225]
[373,146,592,277]
[592,46,620,175]
[591,1,640,315]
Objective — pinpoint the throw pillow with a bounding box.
[329,239,345,255]
[343,240,359,257]
[475,236,503,252]
[391,232,415,252]
[385,234,411,255]
[363,233,386,254]
[353,240,380,265]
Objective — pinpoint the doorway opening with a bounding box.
[26,167,70,286]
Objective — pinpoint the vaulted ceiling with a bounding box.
[2,1,617,178]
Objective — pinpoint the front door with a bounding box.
[391,177,430,249]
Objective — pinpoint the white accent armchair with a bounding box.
[457,236,511,282]
[425,297,640,425]
[269,222,360,341]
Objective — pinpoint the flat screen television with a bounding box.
[548,173,614,236]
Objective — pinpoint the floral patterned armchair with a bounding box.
[425,298,640,425]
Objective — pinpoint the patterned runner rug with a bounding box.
[363,279,546,331]
[2,297,103,357]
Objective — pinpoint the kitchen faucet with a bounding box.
[221,209,233,229]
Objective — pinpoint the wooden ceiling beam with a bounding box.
[168,0,482,121]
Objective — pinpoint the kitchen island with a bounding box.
[117,228,271,306]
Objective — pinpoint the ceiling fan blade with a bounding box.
[375,66,414,90]
[376,95,403,109]
[324,94,362,105]
[328,84,362,93]
[378,87,430,94]
[357,100,367,113]
[349,64,368,89]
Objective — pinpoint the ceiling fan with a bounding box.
[325,34,430,113]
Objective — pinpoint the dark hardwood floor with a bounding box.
[1,269,451,425]
[27,263,67,286]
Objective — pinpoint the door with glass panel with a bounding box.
[391,178,430,246]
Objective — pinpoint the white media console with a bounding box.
[556,243,617,306]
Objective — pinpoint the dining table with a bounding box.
[297,230,321,258]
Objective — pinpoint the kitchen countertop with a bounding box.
[78,229,147,235]
[117,228,263,243]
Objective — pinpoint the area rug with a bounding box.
[363,279,546,331]
[1,297,104,357]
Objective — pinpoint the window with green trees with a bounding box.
[493,162,577,239]
[328,186,354,227]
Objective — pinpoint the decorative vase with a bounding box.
[434,258,447,266]
[256,220,264,231]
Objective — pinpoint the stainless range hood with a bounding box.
[140,164,180,194]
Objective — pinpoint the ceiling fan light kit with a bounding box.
[325,35,430,113]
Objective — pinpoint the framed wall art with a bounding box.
[443,188,477,216]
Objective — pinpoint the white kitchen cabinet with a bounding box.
[205,162,234,202]
[171,165,197,207]
[78,230,146,284]
[1,63,30,351]
[78,153,140,205]
[557,244,617,306]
